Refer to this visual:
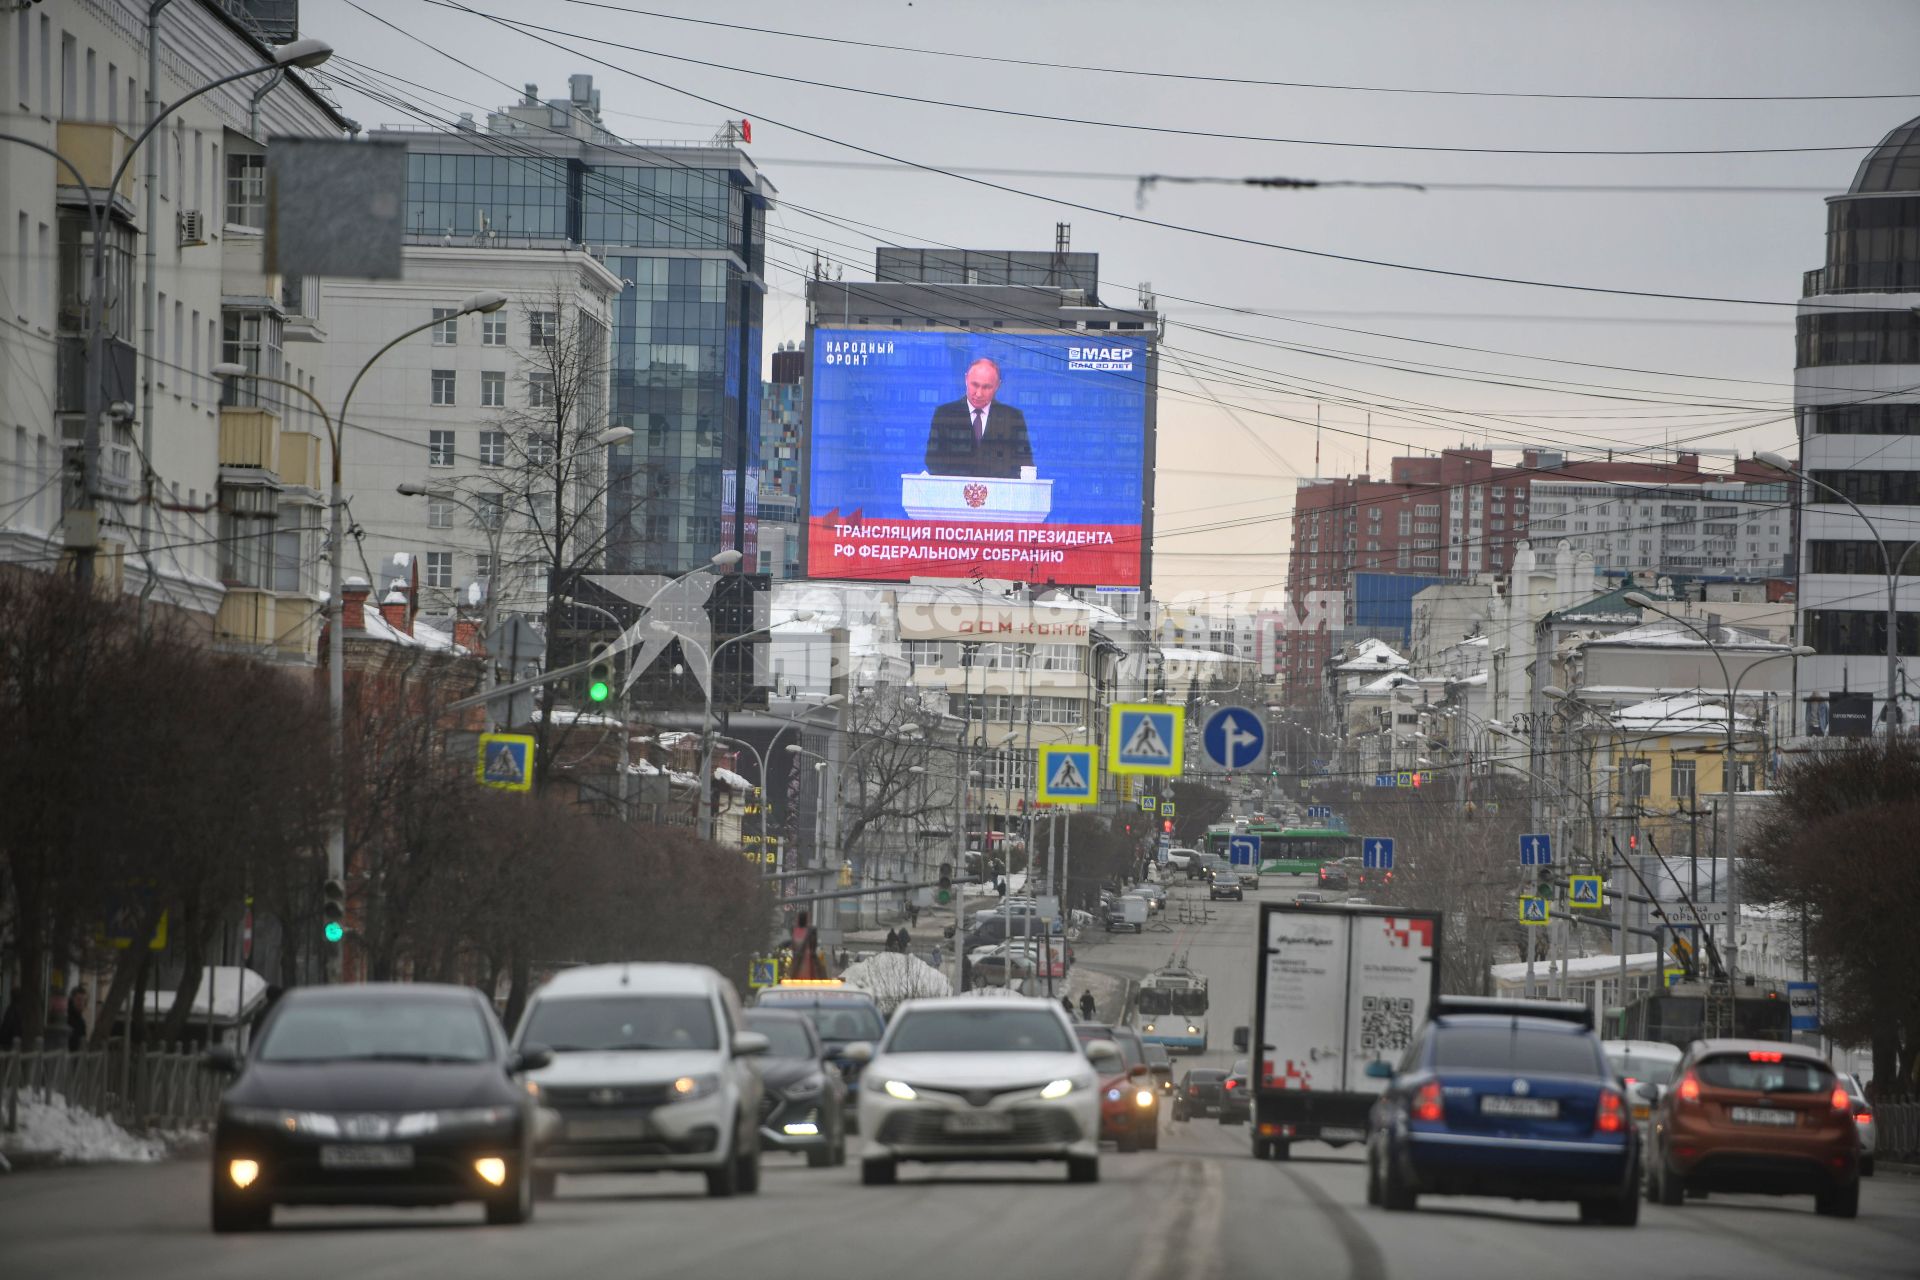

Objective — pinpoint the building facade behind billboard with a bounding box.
[803,273,1157,588]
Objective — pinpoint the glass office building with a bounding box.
[380,79,773,573]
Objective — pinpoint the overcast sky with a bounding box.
[309,0,1920,606]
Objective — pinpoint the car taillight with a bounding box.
[1855,1110,1873,1124]
[1412,1081,1443,1123]
[1188,1086,1199,1096]
[1747,1050,1783,1063]
[1830,1085,1851,1113]
[1224,1079,1236,1090]
[1595,1089,1627,1135]
[1676,1071,1701,1104]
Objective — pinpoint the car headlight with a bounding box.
[1040,1079,1076,1100]
[1143,1022,1156,1032]
[672,1074,722,1101]
[1135,1090,1155,1108]
[883,1079,919,1101]
[783,1074,826,1098]
[394,1107,515,1137]
[1187,1025,1198,1035]
[1106,1088,1123,1101]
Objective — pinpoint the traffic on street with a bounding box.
[4,872,1916,1280]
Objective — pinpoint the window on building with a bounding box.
[482,313,507,346]
[477,491,505,530]
[902,639,946,667]
[1033,643,1084,673]
[474,552,493,581]
[1621,757,1652,805]
[479,430,507,467]
[428,430,455,467]
[528,371,555,408]
[524,432,555,465]
[1671,759,1696,801]
[529,310,556,347]
[219,486,275,588]
[427,499,454,530]
[424,551,452,589]
[481,370,505,407]
[225,153,265,230]
[431,306,458,345]
[272,505,314,594]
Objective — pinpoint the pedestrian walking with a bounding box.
[1060,994,1075,1019]
[907,902,920,927]
[66,985,89,1051]
[1078,989,1096,1022]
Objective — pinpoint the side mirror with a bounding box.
[1634,1081,1661,1104]
[1129,1064,1151,1080]
[200,1044,241,1075]
[1363,1060,1394,1081]
[1085,1040,1123,1072]
[1232,1026,1249,1052]
[510,1043,553,1073]
[732,1030,770,1058]
[843,1041,875,1064]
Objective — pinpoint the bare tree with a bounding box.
[836,686,946,880]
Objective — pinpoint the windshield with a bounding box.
[1432,1025,1603,1076]
[1604,1046,1681,1085]
[887,1008,1074,1054]
[786,1004,886,1045]
[743,1015,816,1059]
[1173,991,1209,1016]
[1137,990,1172,1015]
[521,995,718,1052]
[1697,1054,1833,1094]
[257,997,493,1064]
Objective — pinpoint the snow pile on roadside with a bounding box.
[0,1091,168,1164]
[839,951,951,1014]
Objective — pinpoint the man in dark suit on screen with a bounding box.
[924,357,1033,479]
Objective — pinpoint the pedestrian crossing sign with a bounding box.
[476,732,535,792]
[1519,895,1550,926]
[1038,744,1098,805]
[748,956,780,989]
[1108,702,1184,776]
[1568,875,1604,909]
[1138,794,1157,812]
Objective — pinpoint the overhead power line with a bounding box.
[546,0,1920,103]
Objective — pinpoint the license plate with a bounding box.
[1731,1106,1796,1127]
[943,1111,1015,1135]
[319,1144,414,1170]
[568,1117,651,1141]
[1320,1127,1367,1141]
[1480,1096,1559,1119]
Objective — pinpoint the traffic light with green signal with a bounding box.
[321,877,346,944]
[584,651,614,704]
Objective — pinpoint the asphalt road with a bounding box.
[5,877,1917,1280]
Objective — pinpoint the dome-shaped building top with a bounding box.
[1850,113,1920,193]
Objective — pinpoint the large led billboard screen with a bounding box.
[805,328,1150,585]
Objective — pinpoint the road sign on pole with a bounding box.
[748,956,779,989]
[1159,799,1176,816]
[1108,703,1183,776]
[1306,805,1331,821]
[1138,794,1157,812]
[1568,875,1604,909]
[1362,836,1395,870]
[1037,744,1098,805]
[1519,833,1553,866]
[1787,982,1820,1031]
[1229,834,1260,867]
[1200,705,1266,771]
[1519,896,1550,926]
[477,732,535,792]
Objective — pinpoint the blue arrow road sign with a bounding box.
[1229,834,1261,867]
[1363,836,1395,870]
[1306,805,1330,821]
[1520,833,1553,866]
[1201,705,1266,771]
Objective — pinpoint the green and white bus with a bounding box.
[1205,825,1361,876]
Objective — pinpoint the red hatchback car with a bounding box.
[1646,1039,1860,1218]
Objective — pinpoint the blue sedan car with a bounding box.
[1366,998,1639,1226]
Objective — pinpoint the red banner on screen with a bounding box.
[808,513,1142,585]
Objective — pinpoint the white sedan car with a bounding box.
[850,997,1113,1185]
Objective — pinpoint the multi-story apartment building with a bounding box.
[754,341,803,580]
[369,75,775,576]
[1794,113,1920,731]
[324,245,619,619]
[1,1,349,658]
[1280,447,1792,700]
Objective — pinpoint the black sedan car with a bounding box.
[1173,1068,1230,1121]
[204,983,548,1233]
[742,1009,847,1168]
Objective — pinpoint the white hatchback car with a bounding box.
[513,963,768,1200]
[851,997,1112,1185]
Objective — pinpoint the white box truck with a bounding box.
[1233,901,1442,1160]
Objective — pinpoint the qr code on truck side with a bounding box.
[1360,995,1414,1054]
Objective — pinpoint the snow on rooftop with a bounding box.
[656,730,697,749]
[1590,621,1782,649]
[1357,672,1419,695]
[1611,694,1754,734]
[713,766,753,792]
[531,706,623,727]
[1335,637,1408,671]
[1489,952,1662,982]
[1160,646,1237,663]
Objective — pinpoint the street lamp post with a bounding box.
[211,287,505,983]
[1753,450,1916,745]
[3,37,333,590]
[675,614,814,843]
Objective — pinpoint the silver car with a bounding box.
[1846,1074,1877,1176]
[514,963,768,1200]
